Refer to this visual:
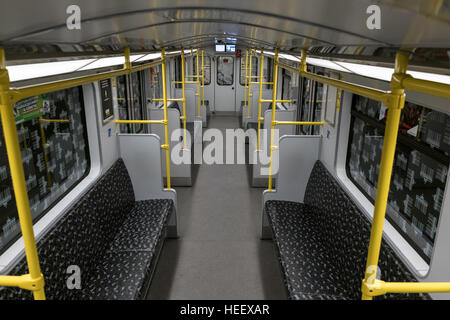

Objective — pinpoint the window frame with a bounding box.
[216,56,235,86]
[345,96,450,263]
[239,56,258,86]
[0,86,91,255]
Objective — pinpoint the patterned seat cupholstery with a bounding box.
[265,161,430,300]
[0,159,173,300]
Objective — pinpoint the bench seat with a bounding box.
[265,161,430,300]
[0,159,173,300]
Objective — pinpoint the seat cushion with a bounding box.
[82,199,173,300]
[0,159,137,300]
[81,251,154,300]
[109,199,173,252]
[265,161,431,300]
[265,200,347,299]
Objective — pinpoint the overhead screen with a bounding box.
[215,44,225,52]
[226,44,236,52]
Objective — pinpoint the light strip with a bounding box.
[307,57,450,85]
[7,59,96,82]
[78,56,125,71]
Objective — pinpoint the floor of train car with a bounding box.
[147,114,287,300]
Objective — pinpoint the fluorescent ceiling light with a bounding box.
[279,53,300,62]
[409,70,450,85]
[78,56,125,71]
[335,61,393,82]
[130,54,144,62]
[134,53,161,62]
[306,57,348,73]
[306,57,450,85]
[7,59,96,82]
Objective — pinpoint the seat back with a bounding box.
[304,161,429,300]
[0,159,135,300]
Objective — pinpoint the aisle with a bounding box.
[147,115,286,300]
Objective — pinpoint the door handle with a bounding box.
[232,87,234,90]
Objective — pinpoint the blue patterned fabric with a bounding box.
[0,159,173,300]
[265,161,430,300]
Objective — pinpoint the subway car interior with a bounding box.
[0,0,450,303]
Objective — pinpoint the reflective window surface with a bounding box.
[193,56,211,85]
[0,87,90,254]
[217,56,234,86]
[347,95,450,262]
[239,56,258,86]
[116,75,130,133]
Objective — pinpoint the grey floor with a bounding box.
[147,114,287,300]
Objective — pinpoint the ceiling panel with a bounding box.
[0,0,449,50]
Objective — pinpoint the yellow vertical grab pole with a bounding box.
[247,50,253,118]
[196,49,201,118]
[361,51,409,300]
[257,49,264,151]
[160,48,172,189]
[0,48,46,300]
[201,50,205,106]
[181,50,187,150]
[244,50,249,109]
[267,48,279,191]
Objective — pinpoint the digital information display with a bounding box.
[226,45,236,52]
[215,44,225,52]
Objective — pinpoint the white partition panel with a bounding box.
[118,134,178,236]
[261,135,321,238]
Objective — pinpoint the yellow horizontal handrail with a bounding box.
[39,118,70,123]
[8,59,172,104]
[0,274,44,291]
[115,120,166,124]
[278,61,390,105]
[251,81,274,85]
[260,99,292,103]
[401,76,450,100]
[173,80,198,84]
[363,280,450,297]
[152,98,184,102]
[273,121,324,126]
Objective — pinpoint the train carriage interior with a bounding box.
[1,0,450,304]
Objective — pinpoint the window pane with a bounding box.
[0,86,90,253]
[116,75,130,133]
[239,56,258,86]
[312,81,325,135]
[347,95,449,262]
[193,56,211,86]
[217,56,234,86]
[299,77,313,134]
[131,72,143,133]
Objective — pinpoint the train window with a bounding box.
[239,56,258,86]
[281,69,292,102]
[174,56,182,89]
[265,57,274,90]
[299,77,313,135]
[130,72,144,133]
[116,75,130,133]
[193,56,211,85]
[217,56,234,86]
[312,80,326,135]
[347,95,450,262]
[0,86,90,254]
[298,69,325,135]
[151,65,163,100]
